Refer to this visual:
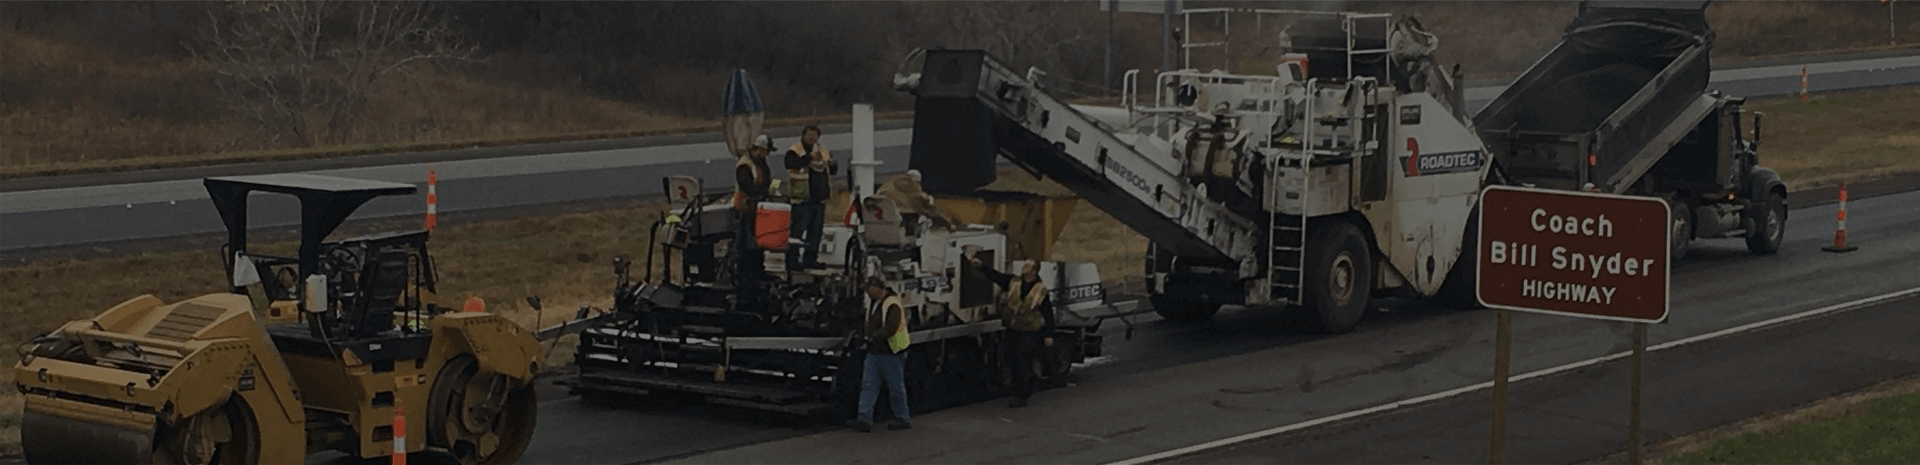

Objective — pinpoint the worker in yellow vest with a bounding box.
[848,276,911,432]
[732,135,775,291]
[967,252,1058,408]
[783,125,836,269]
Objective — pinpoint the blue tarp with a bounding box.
[723,69,763,116]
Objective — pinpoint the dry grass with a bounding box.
[5,3,1915,179]
[0,371,16,456]
[0,26,917,179]
[0,27,232,167]
[1184,2,1917,81]
[1746,88,1920,190]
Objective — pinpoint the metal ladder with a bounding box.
[1268,206,1308,305]
[1268,78,1346,306]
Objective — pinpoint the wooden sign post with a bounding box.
[1477,185,1672,465]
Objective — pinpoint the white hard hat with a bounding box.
[754,134,774,150]
[907,169,922,181]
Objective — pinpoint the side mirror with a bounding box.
[525,295,543,311]
[1750,111,1764,144]
[612,256,630,276]
[231,252,261,288]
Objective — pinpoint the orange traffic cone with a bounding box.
[1822,182,1858,253]
[392,405,407,465]
[425,168,439,231]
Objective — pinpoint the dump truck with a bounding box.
[1473,0,1788,260]
[14,174,541,465]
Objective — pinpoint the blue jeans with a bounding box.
[787,202,826,267]
[857,353,909,423]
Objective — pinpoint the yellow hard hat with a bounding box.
[665,213,683,223]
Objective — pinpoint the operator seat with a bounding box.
[350,248,412,337]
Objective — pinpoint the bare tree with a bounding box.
[198,0,476,146]
[908,3,1102,97]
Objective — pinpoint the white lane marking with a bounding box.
[1105,286,1920,465]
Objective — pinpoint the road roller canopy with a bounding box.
[204,174,417,284]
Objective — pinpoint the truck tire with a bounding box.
[1151,296,1221,323]
[1303,220,1372,334]
[1670,199,1694,262]
[1746,190,1786,255]
[1438,207,1482,309]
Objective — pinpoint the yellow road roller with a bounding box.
[13,174,541,465]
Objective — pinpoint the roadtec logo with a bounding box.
[1402,150,1484,177]
[1051,284,1105,305]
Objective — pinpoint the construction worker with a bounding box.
[733,134,775,291]
[849,276,911,432]
[784,125,836,269]
[965,251,1057,408]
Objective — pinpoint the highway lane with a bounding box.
[6,52,1919,252]
[1168,292,1920,464]
[301,187,1913,465]
[0,131,912,251]
[653,189,1920,464]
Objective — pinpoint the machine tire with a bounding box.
[1303,219,1372,334]
[1670,198,1694,262]
[151,395,261,465]
[1151,296,1221,323]
[1438,206,1482,309]
[428,356,539,465]
[1746,191,1786,255]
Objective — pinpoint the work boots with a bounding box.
[845,419,873,433]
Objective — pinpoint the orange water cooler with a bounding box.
[755,202,791,251]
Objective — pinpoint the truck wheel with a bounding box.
[150,396,260,465]
[429,356,538,465]
[1304,220,1372,334]
[1670,199,1694,262]
[1151,296,1221,323]
[1745,191,1786,255]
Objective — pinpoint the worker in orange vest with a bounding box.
[733,134,775,291]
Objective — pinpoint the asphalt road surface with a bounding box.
[298,186,1912,465]
[1166,293,1920,465]
[5,51,1917,252]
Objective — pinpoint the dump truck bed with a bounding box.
[1474,1,1714,191]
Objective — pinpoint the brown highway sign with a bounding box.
[1476,185,1671,323]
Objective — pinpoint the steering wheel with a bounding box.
[322,246,363,302]
[327,247,362,272]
